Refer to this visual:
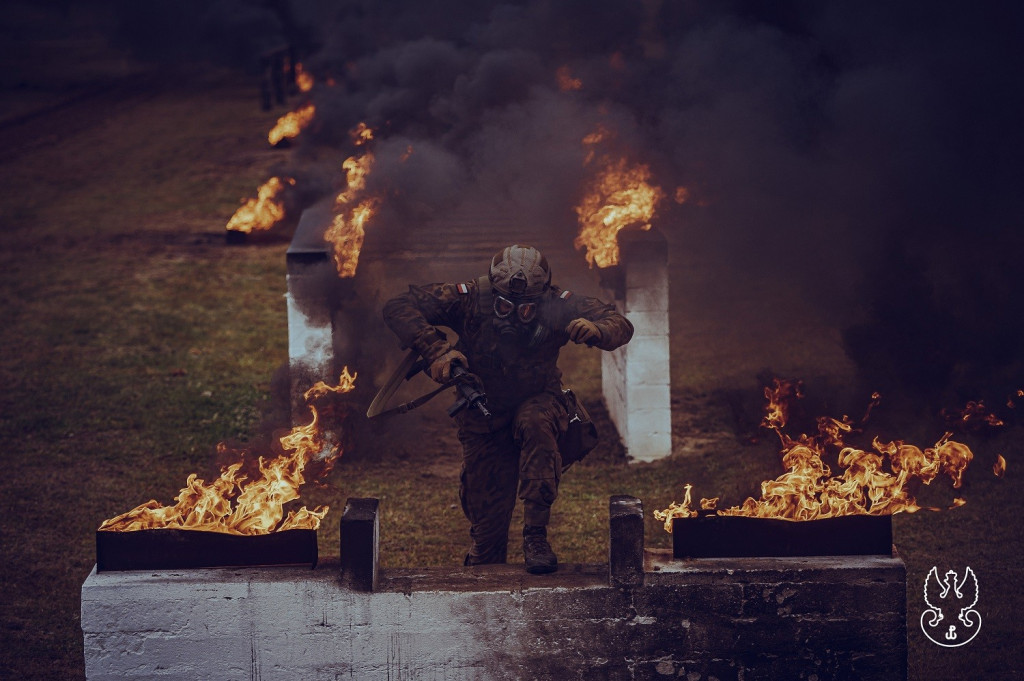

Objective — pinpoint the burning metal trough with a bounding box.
[96,528,317,572]
[94,370,357,572]
[671,514,892,559]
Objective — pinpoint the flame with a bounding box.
[994,454,1006,478]
[351,122,374,146]
[1009,389,1024,409]
[324,124,379,278]
[99,368,357,535]
[654,388,978,529]
[268,103,316,146]
[654,484,697,532]
[574,156,664,268]
[941,399,1005,433]
[295,62,314,93]
[226,176,295,233]
[761,378,803,435]
[556,65,583,92]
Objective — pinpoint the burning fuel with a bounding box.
[574,128,665,268]
[99,368,357,535]
[324,123,379,278]
[295,62,314,93]
[268,103,316,146]
[654,387,979,531]
[994,454,1007,478]
[225,176,295,233]
[556,65,583,92]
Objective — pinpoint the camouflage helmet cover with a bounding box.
[489,245,551,297]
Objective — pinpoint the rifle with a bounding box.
[447,363,491,418]
[367,349,491,420]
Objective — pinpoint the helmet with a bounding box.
[489,245,551,298]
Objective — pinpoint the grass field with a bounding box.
[1,62,1021,680]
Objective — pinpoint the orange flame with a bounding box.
[941,399,1005,432]
[324,124,379,278]
[994,454,1006,478]
[654,389,977,530]
[574,129,664,268]
[99,368,357,535]
[1009,389,1024,409]
[295,62,314,93]
[556,65,583,92]
[268,103,316,146]
[761,378,803,435]
[226,176,295,233]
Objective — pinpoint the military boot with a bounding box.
[522,525,557,574]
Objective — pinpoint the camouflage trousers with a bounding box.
[455,390,569,565]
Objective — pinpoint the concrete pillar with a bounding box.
[340,498,379,592]
[286,198,345,424]
[608,495,644,588]
[286,254,333,423]
[601,228,672,461]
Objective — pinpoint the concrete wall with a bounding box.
[81,555,906,681]
[602,229,673,462]
[82,499,907,680]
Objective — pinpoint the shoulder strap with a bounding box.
[476,275,492,315]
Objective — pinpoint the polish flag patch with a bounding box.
[559,290,573,299]
[457,282,470,294]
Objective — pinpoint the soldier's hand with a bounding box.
[428,349,468,383]
[566,318,602,346]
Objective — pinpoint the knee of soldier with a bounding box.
[514,397,563,445]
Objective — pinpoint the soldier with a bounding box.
[382,245,633,573]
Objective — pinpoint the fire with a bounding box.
[268,102,316,146]
[99,368,358,535]
[994,454,1006,478]
[295,62,314,93]
[324,123,379,278]
[761,378,803,434]
[556,65,583,92]
[654,388,977,531]
[574,129,665,268]
[226,176,295,233]
[941,399,1005,432]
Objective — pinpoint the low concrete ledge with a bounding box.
[82,553,905,680]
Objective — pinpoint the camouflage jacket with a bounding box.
[383,278,633,413]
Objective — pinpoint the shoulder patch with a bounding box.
[559,290,573,299]
[457,282,470,294]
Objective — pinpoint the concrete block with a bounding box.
[625,429,673,462]
[609,495,644,587]
[623,337,671,385]
[625,383,671,411]
[624,282,669,313]
[621,308,669,337]
[627,408,671,437]
[624,260,668,292]
[340,498,379,591]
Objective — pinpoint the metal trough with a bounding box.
[671,514,893,559]
[96,528,318,572]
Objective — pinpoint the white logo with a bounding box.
[920,566,981,647]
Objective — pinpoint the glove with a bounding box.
[566,318,602,346]
[428,349,468,383]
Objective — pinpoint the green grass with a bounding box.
[0,67,1020,681]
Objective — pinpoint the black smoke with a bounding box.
[109,0,1024,397]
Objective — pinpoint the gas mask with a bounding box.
[492,293,550,361]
